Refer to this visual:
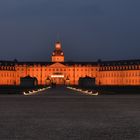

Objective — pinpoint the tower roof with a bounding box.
[52,41,64,56]
[56,41,61,44]
[51,41,65,62]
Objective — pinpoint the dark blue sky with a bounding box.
[0,0,140,61]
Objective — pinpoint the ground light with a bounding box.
[23,87,51,96]
[67,86,98,96]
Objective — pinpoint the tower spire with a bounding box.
[56,32,61,43]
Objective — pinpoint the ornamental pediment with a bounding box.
[48,63,67,68]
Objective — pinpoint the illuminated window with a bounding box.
[132,79,134,83]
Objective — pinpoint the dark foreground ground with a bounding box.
[0,85,47,94]
[0,87,140,140]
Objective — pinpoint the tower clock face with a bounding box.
[56,44,61,49]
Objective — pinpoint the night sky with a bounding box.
[0,0,140,62]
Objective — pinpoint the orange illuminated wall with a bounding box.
[0,62,139,86]
[0,64,16,85]
[98,64,140,86]
[0,42,140,86]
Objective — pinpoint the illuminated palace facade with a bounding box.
[0,41,140,86]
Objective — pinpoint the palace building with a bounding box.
[0,41,140,86]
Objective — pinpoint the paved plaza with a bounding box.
[0,87,140,140]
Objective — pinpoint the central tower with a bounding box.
[51,41,64,62]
